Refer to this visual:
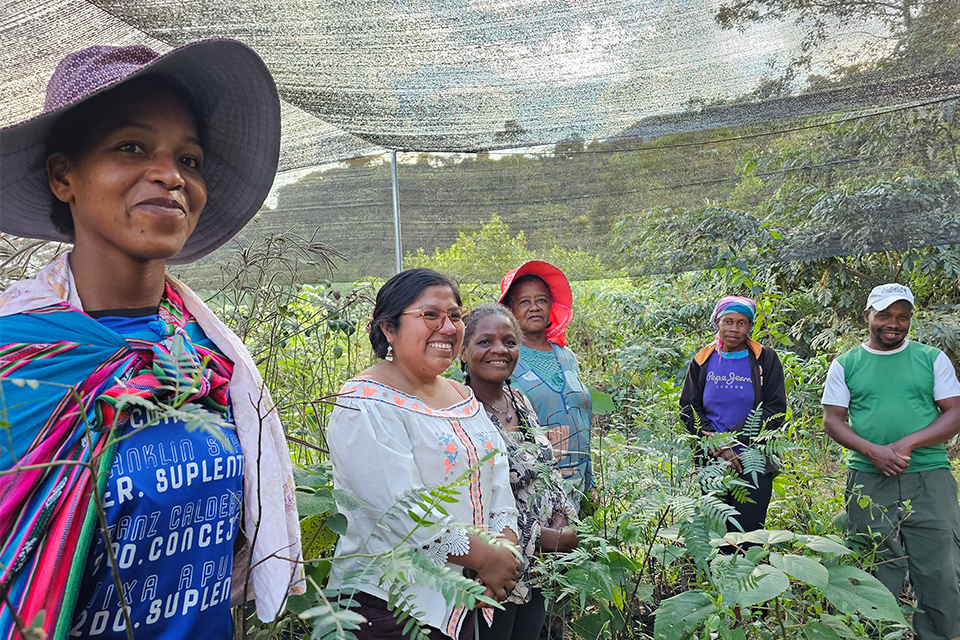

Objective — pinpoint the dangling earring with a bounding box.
[386,344,394,361]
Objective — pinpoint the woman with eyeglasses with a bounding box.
[499,261,593,507]
[679,295,787,534]
[460,303,578,640]
[326,268,521,640]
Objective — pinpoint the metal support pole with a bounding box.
[391,150,402,274]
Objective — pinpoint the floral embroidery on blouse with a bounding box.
[327,378,519,639]
[439,434,460,472]
[423,527,471,566]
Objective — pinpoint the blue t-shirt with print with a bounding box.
[70,313,243,639]
[702,349,754,433]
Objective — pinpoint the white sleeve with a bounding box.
[327,398,457,551]
[933,352,960,401]
[821,360,850,407]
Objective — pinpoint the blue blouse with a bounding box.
[511,344,593,497]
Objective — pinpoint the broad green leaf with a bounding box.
[325,512,349,536]
[634,583,655,601]
[332,488,363,511]
[802,622,844,640]
[818,614,859,639]
[726,529,795,546]
[797,534,852,555]
[719,627,747,640]
[570,612,611,640]
[821,565,906,623]
[605,548,642,578]
[566,567,616,603]
[306,559,331,586]
[590,387,615,415]
[293,469,328,488]
[769,552,829,588]
[284,594,315,615]
[655,525,682,542]
[745,546,768,564]
[653,590,717,639]
[295,492,336,516]
[650,543,687,566]
[738,564,789,607]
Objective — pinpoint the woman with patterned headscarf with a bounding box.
[679,295,787,533]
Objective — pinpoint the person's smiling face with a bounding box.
[866,300,912,351]
[385,285,464,378]
[462,314,520,385]
[47,82,207,264]
[508,279,553,336]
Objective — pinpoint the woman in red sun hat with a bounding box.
[499,261,593,507]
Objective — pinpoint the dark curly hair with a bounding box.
[461,302,520,350]
[369,268,462,359]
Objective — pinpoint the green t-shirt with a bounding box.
[836,341,947,473]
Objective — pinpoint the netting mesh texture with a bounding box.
[2,0,959,282]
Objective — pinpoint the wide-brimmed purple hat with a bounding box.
[0,39,281,264]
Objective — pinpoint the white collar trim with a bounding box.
[861,339,910,355]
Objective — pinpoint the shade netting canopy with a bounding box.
[2,0,959,282]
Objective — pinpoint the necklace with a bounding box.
[483,390,514,423]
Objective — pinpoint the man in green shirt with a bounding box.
[822,283,960,640]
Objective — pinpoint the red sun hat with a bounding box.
[499,260,573,346]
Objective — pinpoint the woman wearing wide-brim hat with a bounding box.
[499,261,593,507]
[0,40,302,639]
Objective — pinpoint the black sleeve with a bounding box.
[759,347,787,431]
[731,347,787,442]
[679,358,714,436]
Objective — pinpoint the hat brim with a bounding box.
[867,295,915,311]
[0,39,280,265]
[498,260,573,343]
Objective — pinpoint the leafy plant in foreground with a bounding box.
[653,529,908,640]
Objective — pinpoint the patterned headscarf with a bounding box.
[711,295,756,354]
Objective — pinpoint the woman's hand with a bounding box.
[538,512,578,552]
[703,431,743,473]
[474,538,521,604]
[715,447,743,473]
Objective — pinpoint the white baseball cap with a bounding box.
[866,283,915,311]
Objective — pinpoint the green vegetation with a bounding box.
[3,4,958,635]
[182,209,957,638]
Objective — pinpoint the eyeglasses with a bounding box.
[401,305,470,330]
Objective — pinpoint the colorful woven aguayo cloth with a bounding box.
[0,283,233,640]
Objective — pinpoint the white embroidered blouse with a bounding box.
[327,378,519,639]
